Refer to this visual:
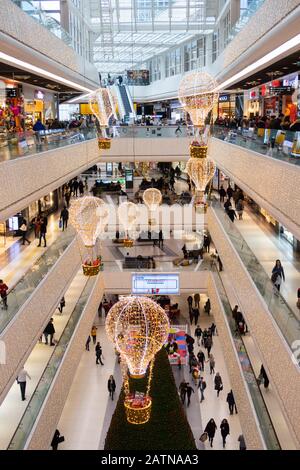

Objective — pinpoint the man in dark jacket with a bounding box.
[38,216,47,247]
[43,318,55,345]
[60,206,69,231]
[226,389,238,414]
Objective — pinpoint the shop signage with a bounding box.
[269,86,294,95]
[34,90,45,100]
[6,88,18,98]
[219,94,230,102]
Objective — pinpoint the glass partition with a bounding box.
[7,276,96,450]
[212,268,281,450]
[0,230,76,335]
[210,200,300,350]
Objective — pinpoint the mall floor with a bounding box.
[54,294,243,451]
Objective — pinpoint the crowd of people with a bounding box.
[214,114,300,132]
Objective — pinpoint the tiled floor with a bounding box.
[56,295,243,450]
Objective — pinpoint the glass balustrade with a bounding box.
[0,230,76,335]
[11,0,72,47]
[212,126,300,166]
[212,268,281,450]
[7,277,95,450]
[0,128,97,163]
[210,200,300,350]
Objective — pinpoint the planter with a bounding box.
[82,263,101,276]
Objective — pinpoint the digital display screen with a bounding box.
[132,273,180,295]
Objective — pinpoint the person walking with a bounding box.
[187,295,193,315]
[204,419,217,447]
[91,325,97,345]
[20,219,31,245]
[43,318,55,345]
[17,367,31,401]
[95,342,104,365]
[204,335,213,356]
[85,335,91,351]
[220,419,230,448]
[0,279,9,310]
[189,353,198,374]
[60,206,69,231]
[203,233,211,253]
[219,185,226,203]
[65,189,71,208]
[197,350,205,371]
[226,389,237,415]
[73,178,79,197]
[198,376,207,402]
[108,375,116,400]
[78,179,84,196]
[259,364,269,389]
[192,307,200,325]
[38,217,47,247]
[214,372,223,397]
[194,325,203,346]
[186,383,195,406]
[271,260,285,292]
[51,429,64,450]
[227,206,237,223]
[236,199,244,220]
[58,297,65,314]
[179,381,187,405]
[204,298,211,315]
[194,292,200,309]
[158,229,164,248]
[208,353,215,375]
[238,434,247,451]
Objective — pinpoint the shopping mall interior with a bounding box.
[0,0,300,456]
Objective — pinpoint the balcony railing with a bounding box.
[212,268,281,450]
[210,199,300,353]
[0,230,75,334]
[212,126,300,167]
[7,276,96,450]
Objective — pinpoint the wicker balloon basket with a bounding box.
[82,263,102,276]
[98,138,111,150]
[124,396,152,425]
[190,144,208,159]
[123,238,134,247]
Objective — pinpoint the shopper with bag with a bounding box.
[60,206,69,231]
[203,419,217,447]
[214,372,223,397]
[20,219,31,245]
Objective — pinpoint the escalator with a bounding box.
[116,85,135,122]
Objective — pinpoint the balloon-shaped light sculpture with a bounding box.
[118,201,140,246]
[178,71,219,158]
[89,87,116,149]
[69,196,109,275]
[105,296,169,424]
[186,158,216,193]
[143,187,162,228]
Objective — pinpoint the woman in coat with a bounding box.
[220,419,230,448]
[271,260,285,292]
[214,372,223,397]
[107,375,116,400]
[204,419,217,447]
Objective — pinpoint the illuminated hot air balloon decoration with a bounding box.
[69,196,109,275]
[178,71,218,158]
[143,188,162,227]
[105,296,169,424]
[118,201,140,247]
[186,157,216,207]
[89,87,116,149]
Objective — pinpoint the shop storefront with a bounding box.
[244,88,261,118]
[217,94,236,118]
[0,81,24,133]
[23,85,56,128]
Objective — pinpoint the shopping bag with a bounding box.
[199,432,208,442]
[58,218,62,229]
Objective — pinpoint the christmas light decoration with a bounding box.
[178,71,219,128]
[105,296,169,378]
[89,87,116,148]
[69,196,109,275]
[118,201,140,245]
[186,158,216,195]
[142,188,162,212]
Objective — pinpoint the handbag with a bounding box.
[199,432,208,442]
[58,218,62,229]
